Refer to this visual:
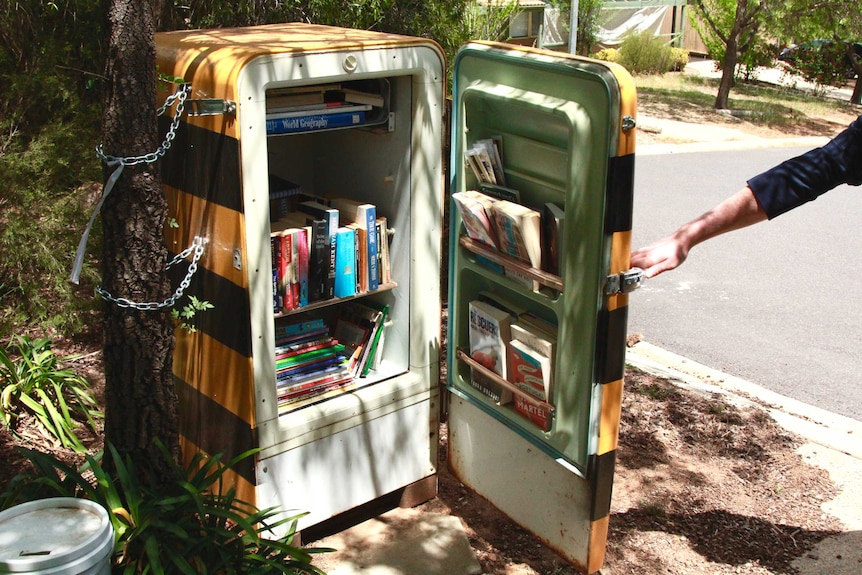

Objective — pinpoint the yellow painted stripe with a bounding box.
[588,515,610,574]
[165,185,247,289]
[174,329,256,426]
[598,379,623,455]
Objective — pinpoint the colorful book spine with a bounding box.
[334,227,357,298]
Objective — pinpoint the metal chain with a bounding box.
[96,83,191,167]
[97,236,207,311]
[92,83,206,311]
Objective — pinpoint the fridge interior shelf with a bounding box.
[456,348,555,432]
[458,235,563,292]
[274,282,398,319]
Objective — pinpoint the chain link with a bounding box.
[97,236,207,311]
[92,83,205,311]
[96,83,191,167]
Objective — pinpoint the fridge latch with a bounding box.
[186,99,237,117]
[605,268,644,295]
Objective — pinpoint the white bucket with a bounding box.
[0,498,114,575]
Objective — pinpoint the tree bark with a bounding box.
[715,34,739,110]
[101,0,179,480]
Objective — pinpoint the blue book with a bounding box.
[334,227,357,298]
[265,110,366,135]
[328,199,378,291]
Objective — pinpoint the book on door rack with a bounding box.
[490,200,543,291]
[507,337,553,429]
[468,299,513,404]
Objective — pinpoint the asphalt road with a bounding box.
[628,146,862,422]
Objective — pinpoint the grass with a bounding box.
[634,72,859,131]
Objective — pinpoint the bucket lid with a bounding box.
[0,497,114,574]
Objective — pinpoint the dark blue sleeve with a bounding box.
[747,114,862,219]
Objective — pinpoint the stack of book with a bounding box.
[334,301,389,378]
[271,196,392,314]
[265,83,385,135]
[465,293,558,430]
[275,318,354,413]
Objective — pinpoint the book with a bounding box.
[510,322,557,364]
[334,227,357,298]
[266,91,325,109]
[278,230,294,312]
[265,103,371,119]
[341,88,385,107]
[278,379,356,413]
[275,318,326,339]
[452,192,498,248]
[271,236,282,312]
[346,223,368,292]
[508,338,553,429]
[477,290,529,319]
[296,227,310,307]
[490,200,543,290]
[475,138,506,185]
[266,101,349,115]
[265,110,367,135]
[376,217,391,285]
[335,301,387,377]
[542,202,565,276]
[328,198,378,291]
[468,300,514,404]
[299,202,339,301]
[268,175,302,221]
[360,303,389,377]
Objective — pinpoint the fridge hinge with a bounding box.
[186,99,237,117]
[605,268,644,295]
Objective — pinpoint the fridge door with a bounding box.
[446,42,636,573]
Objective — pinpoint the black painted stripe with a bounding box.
[594,305,628,385]
[175,376,257,485]
[168,258,252,357]
[604,153,634,233]
[159,117,243,213]
[588,450,617,521]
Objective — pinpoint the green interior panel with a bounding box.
[447,43,622,470]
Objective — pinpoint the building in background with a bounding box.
[475,0,706,56]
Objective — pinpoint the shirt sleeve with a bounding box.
[747,114,862,219]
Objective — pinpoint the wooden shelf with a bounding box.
[458,236,563,292]
[457,348,554,432]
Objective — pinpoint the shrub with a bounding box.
[670,47,689,72]
[1,443,330,574]
[0,335,101,452]
[594,48,620,63]
[617,31,674,75]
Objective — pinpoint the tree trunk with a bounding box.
[102,0,179,480]
[852,79,862,105]
[715,34,739,109]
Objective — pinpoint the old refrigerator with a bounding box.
[156,23,637,574]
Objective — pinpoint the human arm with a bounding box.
[632,115,862,278]
[630,185,767,278]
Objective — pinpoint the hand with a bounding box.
[631,234,690,278]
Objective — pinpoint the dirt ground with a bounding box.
[0,334,848,575]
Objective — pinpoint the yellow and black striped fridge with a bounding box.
[156,22,638,574]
